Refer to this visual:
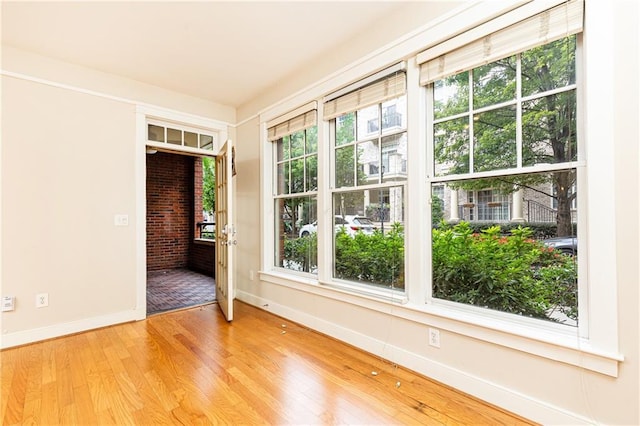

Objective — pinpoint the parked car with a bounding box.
[542,236,577,256]
[299,215,377,237]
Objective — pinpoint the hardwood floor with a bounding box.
[1,302,535,425]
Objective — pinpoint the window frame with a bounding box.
[258,0,622,377]
[270,112,319,275]
[327,75,408,293]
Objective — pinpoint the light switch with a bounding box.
[114,214,129,226]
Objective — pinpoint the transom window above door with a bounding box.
[147,119,219,154]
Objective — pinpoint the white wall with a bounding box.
[234,1,640,424]
[1,47,235,347]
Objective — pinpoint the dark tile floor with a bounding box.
[147,268,216,316]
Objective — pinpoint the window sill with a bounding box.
[258,270,623,377]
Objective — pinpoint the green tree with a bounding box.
[333,112,370,216]
[278,128,318,237]
[202,157,215,214]
[435,36,577,236]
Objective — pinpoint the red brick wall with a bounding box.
[189,241,215,277]
[146,152,194,271]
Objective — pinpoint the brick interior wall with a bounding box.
[146,152,194,271]
[189,242,215,277]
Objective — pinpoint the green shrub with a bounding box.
[283,234,317,273]
[437,220,569,239]
[284,220,577,324]
[432,221,577,322]
[334,223,404,289]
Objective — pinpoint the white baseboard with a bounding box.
[236,290,592,425]
[0,309,141,349]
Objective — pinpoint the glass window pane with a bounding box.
[434,117,469,176]
[473,106,516,172]
[276,162,289,195]
[357,104,378,140]
[305,155,317,192]
[333,187,405,289]
[357,140,379,185]
[276,139,286,161]
[306,126,318,154]
[381,133,407,183]
[281,135,291,160]
[275,196,318,274]
[290,158,305,194]
[148,124,164,142]
[336,112,355,146]
[184,131,198,148]
[431,170,577,325]
[522,36,576,97]
[434,72,469,120]
[381,96,406,131]
[290,131,304,158]
[167,128,182,145]
[522,90,577,166]
[473,57,516,109]
[335,146,355,187]
[200,134,214,150]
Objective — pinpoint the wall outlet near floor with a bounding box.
[36,293,49,308]
[249,270,254,281]
[428,328,441,348]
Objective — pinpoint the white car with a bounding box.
[299,215,377,237]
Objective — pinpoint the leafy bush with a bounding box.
[334,223,404,289]
[283,234,317,273]
[432,221,577,322]
[436,220,565,239]
[284,220,577,324]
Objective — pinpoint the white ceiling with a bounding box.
[1,1,424,109]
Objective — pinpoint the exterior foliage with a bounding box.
[334,223,404,288]
[434,36,577,236]
[432,221,577,322]
[202,157,215,214]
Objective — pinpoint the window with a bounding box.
[325,66,407,290]
[270,108,318,274]
[147,121,216,151]
[425,17,581,326]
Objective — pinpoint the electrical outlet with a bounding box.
[36,293,49,308]
[2,296,15,312]
[428,328,440,348]
[249,270,254,281]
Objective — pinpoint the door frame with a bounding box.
[135,105,229,320]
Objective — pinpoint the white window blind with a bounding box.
[267,102,317,141]
[324,67,406,120]
[417,0,584,85]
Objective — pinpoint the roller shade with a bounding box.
[267,102,317,141]
[324,67,406,120]
[418,0,583,85]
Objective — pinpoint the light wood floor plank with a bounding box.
[1,302,536,425]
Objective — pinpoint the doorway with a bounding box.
[145,150,216,315]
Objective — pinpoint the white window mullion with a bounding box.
[317,109,332,282]
[405,57,427,304]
